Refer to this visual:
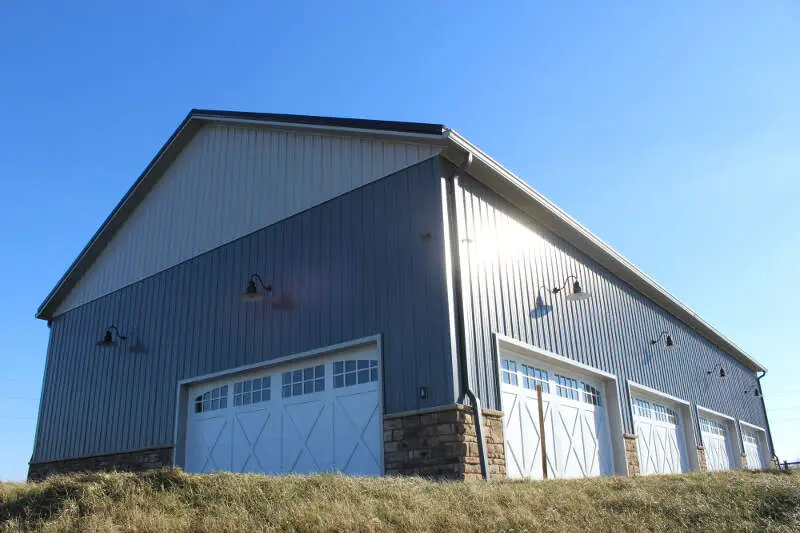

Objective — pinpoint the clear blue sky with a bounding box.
[1,2,798,481]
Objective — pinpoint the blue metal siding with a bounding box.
[451,168,770,449]
[32,158,454,463]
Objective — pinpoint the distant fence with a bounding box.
[778,460,800,471]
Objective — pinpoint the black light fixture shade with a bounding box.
[97,325,127,347]
[706,363,727,379]
[551,275,591,302]
[241,273,272,302]
[650,331,679,350]
[565,280,591,302]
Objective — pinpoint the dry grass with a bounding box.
[1,469,799,532]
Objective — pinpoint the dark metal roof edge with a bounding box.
[37,110,447,319]
[190,109,446,136]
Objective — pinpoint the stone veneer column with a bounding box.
[740,453,748,470]
[383,404,505,480]
[697,445,708,471]
[623,434,640,475]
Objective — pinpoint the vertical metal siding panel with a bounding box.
[85,295,105,455]
[79,298,98,455]
[65,300,87,457]
[472,187,493,402]
[462,186,484,398]
[139,273,157,448]
[31,325,54,461]
[53,315,69,459]
[408,163,430,407]
[43,319,62,459]
[113,283,132,452]
[43,318,66,459]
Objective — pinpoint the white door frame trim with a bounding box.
[627,380,699,472]
[493,333,628,476]
[628,381,690,406]
[739,420,766,432]
[172,334,384,471]
[697,404,744,469]
[697,405,735,422]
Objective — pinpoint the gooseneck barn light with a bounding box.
[650,331,678,350]
[97,325,127,347]
[550,275,591,302]
[707,363,727,379]
[241,273,272,302]
[530,285,553,319]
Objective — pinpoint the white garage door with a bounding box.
[699,416,733,471]
[632,397,689,475]
[184,343,382,476]
[742,429,765,470]
[500,354,613,480]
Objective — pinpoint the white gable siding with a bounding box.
[55,124,442,315]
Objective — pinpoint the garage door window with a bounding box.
[652,404,677,424]
[194,385,228,413]
[700,418,726,436]
[583,384,602,406]
[282,365,325,398]
[501,360,518,386]
[333,359,378,388]
[634,399,651,417]
[743,431,758,446]
[556,374,601,405]
[233,376,271,406]
[635,399,676,423]
[521,364,550,392]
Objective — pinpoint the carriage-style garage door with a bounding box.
[183,343,382,475]
[631,394,689,475]
[699,415,734,471]
[742,426,766,471]
[499,350,614,480]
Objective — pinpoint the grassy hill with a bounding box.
[1,469,799,532]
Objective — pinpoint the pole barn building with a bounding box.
[30,110,774,480]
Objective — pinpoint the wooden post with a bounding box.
[537,383,548,479]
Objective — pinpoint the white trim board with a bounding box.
[697,405,736,422]
[495,334,616,381]
[739,420,766,433]
[627,381,690,406]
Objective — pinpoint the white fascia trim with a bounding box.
[194,114,451,144]
[697,405,736,423]
[627,380,690,406]
[739,420,766,433]
[495,334,616,381]
[177,334,382,387]
[445,130,765,373]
